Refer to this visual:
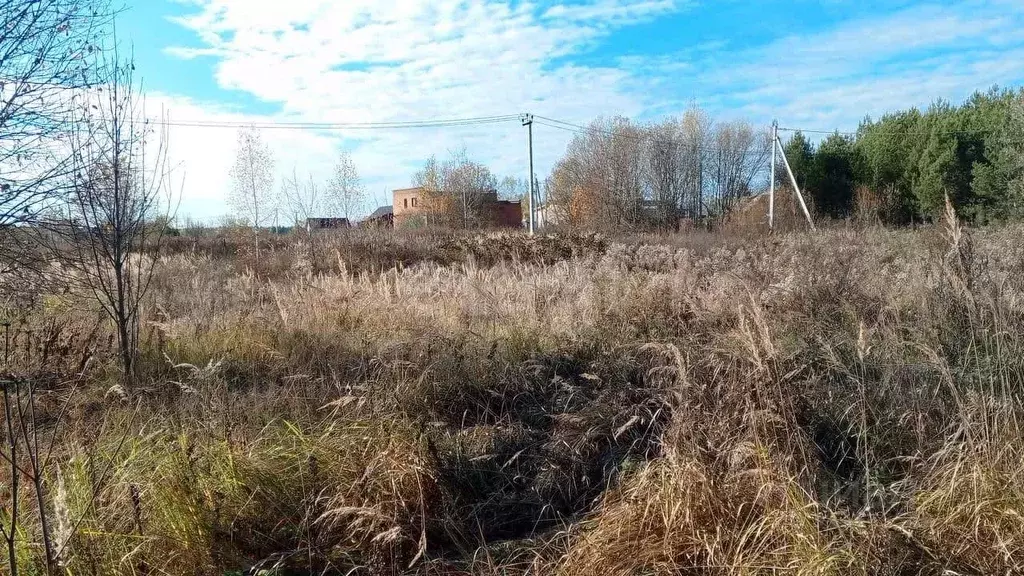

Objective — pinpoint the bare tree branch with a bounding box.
[0,0,114,274]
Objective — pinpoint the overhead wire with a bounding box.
[139,110,1013,143]
[534,115,660,143]
[146,114,522,131]
[532,116,766,156]
[776,125,1006,138]
[542,117,1015,141]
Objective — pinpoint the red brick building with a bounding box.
[492,199,523,228]
[391,186,522,228]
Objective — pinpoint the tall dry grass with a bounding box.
[2,212,1024,574]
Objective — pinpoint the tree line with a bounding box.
[544,111,772,231]
[543,90,1024,231]
[785,87,1024,224]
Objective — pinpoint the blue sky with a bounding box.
[116,0,1024,222]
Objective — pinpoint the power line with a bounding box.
[777,125,1005,138]
[533,115,597,132]
[532,117,748,155]
[534,115,655,142]
[543,116,1007,140]
[534,117,658,144]
[146,114,522,131]
[141,109,1017,145]
[128,106,1017,141]
[777,127,856,136]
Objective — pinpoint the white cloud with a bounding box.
[681,1,1024,129]
[158,0,684,221]
[154,0,1024,221]
[542,0,681,24]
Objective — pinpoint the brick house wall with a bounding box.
[492,200,523,228]
[392,186,523,229]
[393,187,429,227]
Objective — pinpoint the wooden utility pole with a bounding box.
[522,113,535,235]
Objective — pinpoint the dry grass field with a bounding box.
[3,207,1024,575]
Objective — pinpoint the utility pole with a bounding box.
[769,121,777,230]
[522,113,535,235]
[775,131,815,231]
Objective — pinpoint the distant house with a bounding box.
[392,186,522,228]
[362,205,394,227]
[637,199,700,230]
[535,203,563,230]
[393,186,429,227]
[493,199,523,228]
[306,217,351,230]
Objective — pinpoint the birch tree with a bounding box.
[329,150,364,222]
[644,120,684,228]
[705,121,771,216]
[228,128,275,268]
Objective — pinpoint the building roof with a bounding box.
[392,186,425,193]
[366,205,394,219]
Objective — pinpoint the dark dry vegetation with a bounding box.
[1,203,1022,575]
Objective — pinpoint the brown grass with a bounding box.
[3,212,1024,575]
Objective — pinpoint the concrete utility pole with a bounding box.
[769,121,777,230]
[775,132,816,230]
[522,113,535,235]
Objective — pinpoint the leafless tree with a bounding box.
[282,151,363,232]
[8,54,169,574]
[679,108,712,219]
[0,0,113,274]
[414,155,441,192]
[547,117,645,231]
[644,119,685,228]
[57,54,173,388]
[413,149,496,228]
[595,118,645,227]
[447,150,498,228]
[282,168,320,231]
[546,109,774,232]
[705,121,772,217]
[545,152,584,228]
[329,150,364,222]
[228,127,275,268]
[641,110,713,229]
